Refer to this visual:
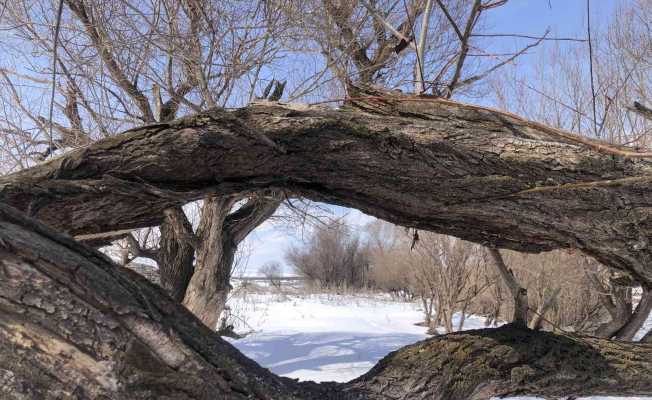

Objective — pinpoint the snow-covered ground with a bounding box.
[225,291,652,399]
[227,292,435,382]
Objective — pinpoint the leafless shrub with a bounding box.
[286,221,371,290]
[259,261,283,291]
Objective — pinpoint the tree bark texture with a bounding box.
[158,206,196,302]
[1,203,651,399]
[348,323,652,400]
[182,194,281,328]
[0,204,299,400]
[3,101,652,286]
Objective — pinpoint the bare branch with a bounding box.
[456,32,547,89]
[445,0,482,97]
[471,32,587,42]
[628,101,652,121]
[65,0,155,122]
[359,0,417,51]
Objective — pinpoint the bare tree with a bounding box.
[0,0,288,328]
[287,221,371,289]
[277,0,536,100]
[259,261,283,290]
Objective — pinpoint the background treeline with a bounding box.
[286,219,640,336]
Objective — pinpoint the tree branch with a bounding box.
[445,0,482,97]
[65,0,155,122]
[629,101,652,121]
[3,100,652,287]
[226,193,282,245]
[488,248,528,326]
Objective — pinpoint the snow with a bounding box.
[227,293,432,382]
[226,291,652,399]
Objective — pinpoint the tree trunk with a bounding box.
[182,195,281,328]
[0,203,300,400]
[158,206,196,302]
[643,329,652,343]
[349,323,652,400]
[3,101,652,287]
[1,203,651,399]
[615,286,652,341]
[528,287,561,330]
[488,249,529,327]
[592,276,635,338]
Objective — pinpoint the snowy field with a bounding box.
[225,290,652,399]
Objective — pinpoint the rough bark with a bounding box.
[0,204,300,400]
[4,100,652,286]
[182,196,235,328]
[1,203,651,399]
[348,324,652,400]
[158,206,196,302]
[183,194,281,328]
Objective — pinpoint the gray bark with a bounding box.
[528,287,561,331]
[0,204,299,400]
[182,194,281,328]
[643,329,652,343]
[4,101,652,287]
[158,206,196,302]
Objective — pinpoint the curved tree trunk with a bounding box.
[3,100,652,286]
[0,204,299,400]
[0,203,651,399]
[615,286,652,341]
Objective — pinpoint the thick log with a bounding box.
[348,324,652,400]
[0,204,301,399]
[0,203,651,399]
[2,101,652,285]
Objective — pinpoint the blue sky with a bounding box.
[242,0,623,276]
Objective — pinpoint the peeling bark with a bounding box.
[3,101,652,286]
[0,204,300,400]
[0,204,651,399]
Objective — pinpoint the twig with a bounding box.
[414,0,433,94]
[456,31,548,89]
[586,0,599,137]
[472,33,587,42]
[445,0,482,98]
[359,0,416,51]
[48,0,65,158]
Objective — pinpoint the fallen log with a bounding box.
[0,204,651,399]
[1,101,652,285]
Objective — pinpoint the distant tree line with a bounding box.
[288,219,650,339]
